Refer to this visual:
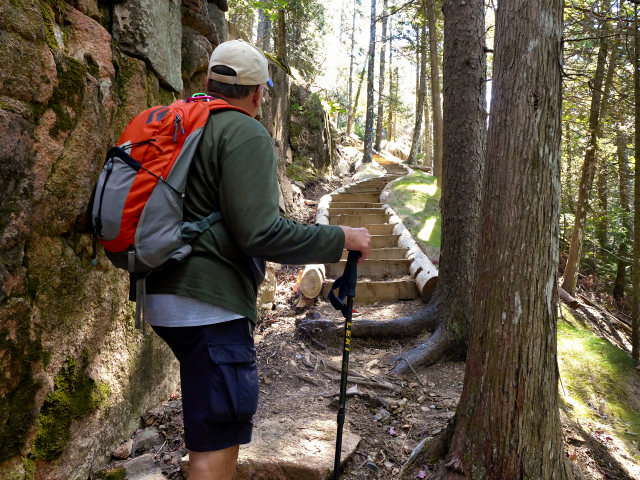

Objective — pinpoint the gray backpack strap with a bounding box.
[181,211,222,242]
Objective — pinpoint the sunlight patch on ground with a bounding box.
[405,183,438,196]
[418,217,437,242]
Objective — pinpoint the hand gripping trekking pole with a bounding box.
[328,250,359,480]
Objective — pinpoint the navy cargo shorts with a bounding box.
[151,319,259,452]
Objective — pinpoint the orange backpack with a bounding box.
[90,94,250,328]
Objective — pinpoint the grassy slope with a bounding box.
[387,172,441,250]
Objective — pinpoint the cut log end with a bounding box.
[416,270,438,302]
[300,264,326,299]
[558,285,579,309]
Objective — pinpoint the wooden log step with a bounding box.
[344,186,386,193]
[321,279,419,305]
[329,202,385,209]
[363,224,395,235]
[328,207,387,216]
[329,214,390,226]
[371,234,400,248]
[340,248,408,260]
[330,193,380,203]
[326,259,411,278]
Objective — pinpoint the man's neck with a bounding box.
[209,93,256,118]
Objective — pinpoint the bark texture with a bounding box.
[363,0,377,163]
[561,10,610,295]
[434,0,573,476]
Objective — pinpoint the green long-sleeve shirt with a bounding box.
[145,108,345,323]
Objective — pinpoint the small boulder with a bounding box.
[113,439,133,459]
[132,428,162,457]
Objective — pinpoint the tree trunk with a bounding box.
[633,5,640,362]
[276,8,287,68]
[427,0,443,188]
[434,0,572,476]
[348,62,367,137]
[561,9,610,296]
[363,0,377,163]
[387,22,394,142]
[595,45,618,268]
[374,0,388,151]
[424,82,432,168]
[614,133,632,301]
[346,0,358,136]
[408,11,427,166]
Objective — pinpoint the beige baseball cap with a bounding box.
[208,39,273,88]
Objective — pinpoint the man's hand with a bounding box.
[340,226,371,262]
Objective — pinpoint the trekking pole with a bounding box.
[328,250,359,480]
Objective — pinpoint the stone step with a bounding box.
[340,248,408,260]
[321,278,419,304]
[328,207,387,216]
[331,193,380,203]
[329,214,389,226]
[371,234,400,248]
[326,259,411,278]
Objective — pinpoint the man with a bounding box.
[144,40,371,480]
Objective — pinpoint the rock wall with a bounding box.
[0,1,337,478]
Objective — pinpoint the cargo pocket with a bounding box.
[208,343,259,422]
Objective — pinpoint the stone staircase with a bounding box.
[318,153,436,305]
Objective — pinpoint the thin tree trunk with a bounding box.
[561,10,610,296]
[633,4,640,362]
[363,0,377,163]
[387,20,394,142]
[374,0,388,151]
[276,8,287,68]
[424,84,432,168]
[348,62,367,137]
[615,132,632,302]
[434,0,572,475]
[595,45,618,267]
[408,10,427,166]
[427,0,443,187]
[346,0,358,136]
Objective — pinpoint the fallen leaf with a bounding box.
[347,385,359,395]
[569,454,577,461]
[389,427,397,436]
[417,471,427,479]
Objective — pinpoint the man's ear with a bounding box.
[252,85,262,107]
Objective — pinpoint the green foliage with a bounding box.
[32,352,111,461]
[96,467,126,480]
[291,92,324,130]
[388,172,441,248]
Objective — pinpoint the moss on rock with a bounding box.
[0,299,42,464]
[32,351,111,461]
[48,56,87,138]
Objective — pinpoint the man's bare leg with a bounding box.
[187,445,239,480]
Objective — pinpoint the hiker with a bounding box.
[143,40,371,480]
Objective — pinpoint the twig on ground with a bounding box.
[299,325,328,350]
[397,436,433,478]
[322,372,401,392]
[296,374,322,386]
[395,343,425,387]
[153,440,167,459]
